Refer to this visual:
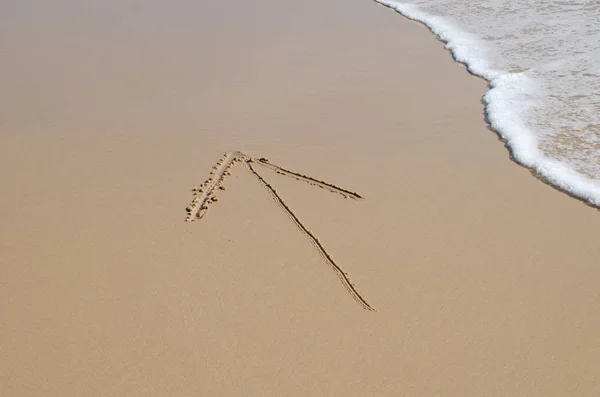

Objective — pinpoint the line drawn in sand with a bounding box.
[185,151,375,311]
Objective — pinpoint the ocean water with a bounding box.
[376,0,600,206]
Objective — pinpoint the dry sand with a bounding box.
[2,0,600,395]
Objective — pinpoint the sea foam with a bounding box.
[376,0,600,206]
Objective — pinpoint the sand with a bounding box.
[2,0,600,395]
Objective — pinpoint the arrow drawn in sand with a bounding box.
[185,151,374,311]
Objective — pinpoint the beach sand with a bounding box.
[2,0,600,395]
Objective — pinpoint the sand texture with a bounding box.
[2,0,600,395]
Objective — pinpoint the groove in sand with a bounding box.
[185,151,245,222]
[186,151,375,311]
[253,158,364,200]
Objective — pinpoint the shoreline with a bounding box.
[374,0,600,209]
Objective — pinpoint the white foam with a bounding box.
[376,0,600,206]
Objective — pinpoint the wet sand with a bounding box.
[2,0,600,395]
